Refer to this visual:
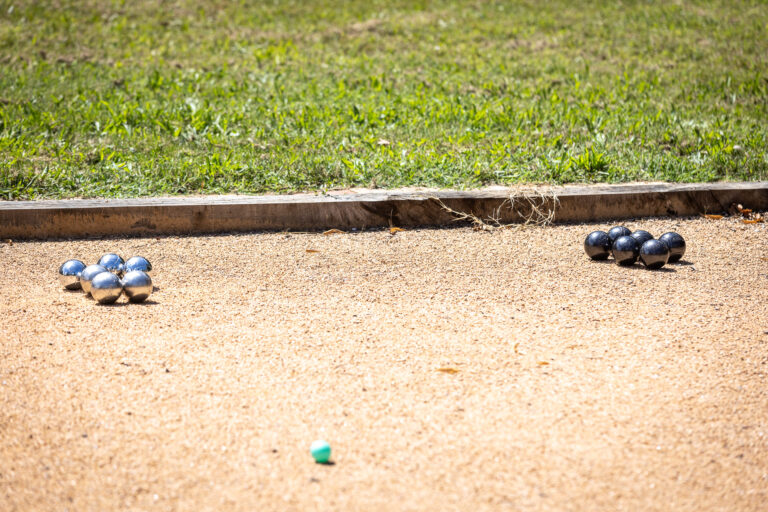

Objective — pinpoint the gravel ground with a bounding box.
[1,217,767,511]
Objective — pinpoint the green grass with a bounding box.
[1,0,767,199]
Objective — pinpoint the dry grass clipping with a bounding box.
[431,189,559,231]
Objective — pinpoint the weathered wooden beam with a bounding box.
[1,182,766,239]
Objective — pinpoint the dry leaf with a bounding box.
[513,342,520,354]
[306,249,320,253]
[537,361,550,366]
[376,138,390,146]
[323,229,344,235]
[741,209,752,215]
[761,257,768,262]
[436,367,460,374]
[743,219,764,224]
[389,227,405,234]
[704,214,723,220]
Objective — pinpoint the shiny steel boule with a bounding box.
[122,270,153,303]
[58,259,86,290]
[90,272,123,304]
[80,264,108,295]
[98,253,125,274]
[124,256,152,274]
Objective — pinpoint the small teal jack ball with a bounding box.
[310,440,332,463]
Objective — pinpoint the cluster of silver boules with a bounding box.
[57,253,154,305]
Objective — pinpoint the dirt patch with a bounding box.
[1,218,767,511]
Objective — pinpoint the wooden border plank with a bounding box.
[1,182,766,239]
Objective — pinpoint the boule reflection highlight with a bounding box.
[124,256,152,274]
[98,253,125,275]
[58,259,86,290]
[90,272,123,304]
[122,270,153,303]
[80,264,108,295]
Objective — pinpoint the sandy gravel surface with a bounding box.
[1,217,767,511]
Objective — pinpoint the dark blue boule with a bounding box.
[612,235,640,266]
[607,226,632,245]
[659,232,686,262]
[584,231,612,260]
[639,239,670,269]
[631,230,654,247]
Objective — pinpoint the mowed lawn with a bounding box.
[0,0,766,199]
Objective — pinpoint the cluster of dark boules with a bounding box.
[584,227,686,270]
[57,254,153,304]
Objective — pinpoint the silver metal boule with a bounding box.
[122,270,153,303]
[80,264,108,295]
[58,259,86,290]
[124,256,152,274]
[90,272,123,304]
[98,253,125,274]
